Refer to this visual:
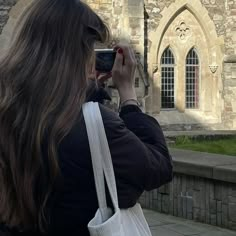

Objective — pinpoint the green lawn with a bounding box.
[170,136,236,156]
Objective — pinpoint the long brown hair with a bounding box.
[0,0,109,232]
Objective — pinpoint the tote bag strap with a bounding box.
[93,102,119,210]
[83,102,107,212]
[82,102,119,212]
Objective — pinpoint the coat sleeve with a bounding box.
[99,104,173,208]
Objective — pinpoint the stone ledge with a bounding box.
[224,54,236,63]
[214,165,236,184]
[165,130,236,137]
[170,148,236,183]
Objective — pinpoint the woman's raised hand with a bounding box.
[112,44,137,103]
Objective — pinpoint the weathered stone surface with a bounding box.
[228,221,236,231]
[217,211,222,226]
[214,164,236,184]
[229,203,236,222]
[229,185,236,197]
[0,0,16,6]
[0,0,16,33]
[210,214,217,226]
[193,208,201,221]
[222,204,229,228]
[170,148,236,183]
[210,200,217,214]
[140,153,236,230]
[186,197,193,214]
[217,200,222,213]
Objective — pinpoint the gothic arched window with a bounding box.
[161,48,175,109]
[186,48,200,109]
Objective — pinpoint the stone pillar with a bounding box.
[121,0,144,55]
[152,69,161,114]
[176,60,185,113]
[222,0,236,129]
[222,57,236,129]
[112,0,125,41]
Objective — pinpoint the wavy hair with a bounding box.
[0,0,109,232]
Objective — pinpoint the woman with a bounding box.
[0,0,173,235]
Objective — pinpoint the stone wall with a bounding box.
[222,60,236,129]
[224,0,236,56]
[200,0,226,37]
[85,0,122,42]
[85,0,144,54]
[140,174,236,231]
[221,0,236,130]
[144,0,175,32]
[145,0,226,36]
[0,0,16,34]
[140,148,236,231]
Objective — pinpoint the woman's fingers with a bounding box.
[112,49,123,75]
[97,72,112,83]
[114,44,135,66]
[111,43,137,94]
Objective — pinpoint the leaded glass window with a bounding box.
[186,48,200,109]
[161,48,175,109]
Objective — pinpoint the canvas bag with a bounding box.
[82,102,152,236]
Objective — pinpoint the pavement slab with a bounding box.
[144,209,236,236]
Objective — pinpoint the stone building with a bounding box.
[0,0,236,130]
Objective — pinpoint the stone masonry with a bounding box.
[140,148,236,231]
[0,0,17,34]
[140,174,236,231]
[222,0,236,129]
[223,60,236,129]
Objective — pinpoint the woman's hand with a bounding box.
[88,71,112,85]
[112,44,137,103]
[96,72,112,84]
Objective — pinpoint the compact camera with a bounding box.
[95,49,116,73]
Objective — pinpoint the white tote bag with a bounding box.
[82,102,152,236]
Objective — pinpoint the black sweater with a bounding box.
[1,89,173,236]
[46,104,173,235]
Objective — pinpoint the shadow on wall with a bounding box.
[146,85,212,132]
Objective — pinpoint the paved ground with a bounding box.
[144,209,236,236]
